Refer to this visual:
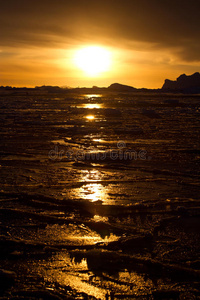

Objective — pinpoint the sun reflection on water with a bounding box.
[42,252,106,299]
[37,251,154,300]
[92,215,109,222]
[86,115,95,120]
[84,103,102,109]
[71,169,113,204]
[84,94,102,98]
[77,183,107,203]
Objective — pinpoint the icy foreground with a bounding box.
[0,92,200,299]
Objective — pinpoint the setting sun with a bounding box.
[74,46,111,77]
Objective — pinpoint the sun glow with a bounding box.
[74,46,111,77]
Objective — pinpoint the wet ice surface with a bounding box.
[0,92,200,299]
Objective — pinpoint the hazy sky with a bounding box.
[1,0,200,88]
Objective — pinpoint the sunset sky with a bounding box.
[1,0,200,88]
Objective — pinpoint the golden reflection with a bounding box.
[84,94,102,98]
[92,215,108,222]
[86,115,95,120]
[43,224,103,245]
[73,170,112,204]
[42,253,106,299]
[71,257,88,270]
[36,251,153,300]
[84,103,102,109]
[81,183,106,202]
[80,169,102,181]
[93,138,104,142]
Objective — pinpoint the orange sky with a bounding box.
[0,0,200,88]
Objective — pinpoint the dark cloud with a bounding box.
[0,0,200,61]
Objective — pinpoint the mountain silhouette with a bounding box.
[1,73,200,94]
[108,83,137,92]
[162,72,200,92]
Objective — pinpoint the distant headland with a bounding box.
[162,72,200,93]
[1,72,200,94]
